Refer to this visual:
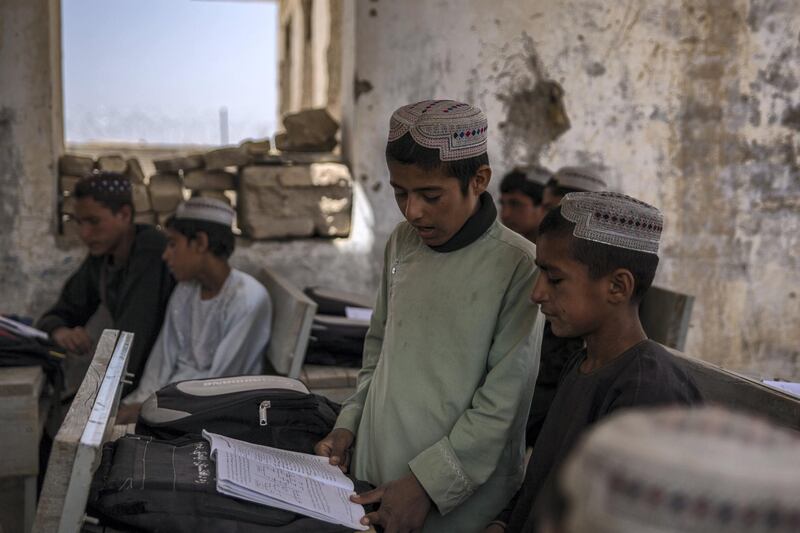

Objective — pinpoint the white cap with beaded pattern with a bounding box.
[560,191,663,255]
[388,100,488,162]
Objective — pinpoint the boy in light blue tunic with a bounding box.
[315,100,544,532]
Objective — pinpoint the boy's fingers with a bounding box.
[313,440,330,457]
[351,486,384,505]
[361,510,384,526]
[330,440,349,464]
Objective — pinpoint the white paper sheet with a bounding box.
[203,431,368,531]
[0,315,49,341]
[344,306,373,322]
[763,380,800,399]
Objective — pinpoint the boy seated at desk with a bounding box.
[118,198,272,422]
[491,192,703,533]
[37,172,175,391]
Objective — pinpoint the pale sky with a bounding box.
[62,0,278,145]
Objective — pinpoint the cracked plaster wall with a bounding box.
[0,0,83,319]
[3,0,798,379]
[1,0,376,324]
[350,0,800,378]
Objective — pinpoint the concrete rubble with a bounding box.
[153,154,205,174]
[148,174,184,213]
[58,154,94,177]
[184,169,237,191]
[238,162,352,239]
[204,147,252,170]
[274,108,339,152]
[57,114,350,239]
[96,155,127,173]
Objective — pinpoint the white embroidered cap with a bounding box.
[519,164,554,185]
[558,407,800,533]
[175,197,235,228]
[560,191,663,255]
[388,100,488,162]
[553,166,607,192]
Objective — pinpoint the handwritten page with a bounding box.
[204,431,368,530]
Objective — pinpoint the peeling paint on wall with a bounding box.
[351,0,800,379]
[493,33,571,165]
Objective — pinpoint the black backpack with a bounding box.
[87,434,372,533]
[305,314,368,368]
[135,375,340,453]
[0,324,64,392]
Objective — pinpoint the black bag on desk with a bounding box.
[0,323,64,392]
[136,375,340,453]
[303,287,373,317]
[305,315,369,368]
[87,434,370,533]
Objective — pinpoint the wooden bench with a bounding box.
[33,329,133,533]
[640,285,694,351]
[258,267,359,399]
[670,348,800,431]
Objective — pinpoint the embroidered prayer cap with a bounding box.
[557,407,800,533]
[75,171,133,201]
[175,197,235,228]
[560,191,663,255]
[519,164,554,185]
[388,100,488,162]
[552,166,607,192]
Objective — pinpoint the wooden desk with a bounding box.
[0,366,47,533]
[34,330,131,533]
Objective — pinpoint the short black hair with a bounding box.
[538,205,659,303]
[73,172,135,215]
[500,170,545,206]
[385,132,489,195]
[545,177,584,199]
[165,217,235,260]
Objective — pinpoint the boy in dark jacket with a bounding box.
[37,172,175,390]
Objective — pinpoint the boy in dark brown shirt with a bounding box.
[489,192,702,533]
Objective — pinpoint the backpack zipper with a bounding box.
[259,400,271,426]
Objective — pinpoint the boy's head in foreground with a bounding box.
[538,407,800,533]
[499,165,551,240]
[73,172,135,256]
[163,197,236,282]
[531,192,662,338]
[385,100,491,247]
[542,167,607,212]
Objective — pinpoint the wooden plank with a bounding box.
[33,330,120,533]
[301,364,359,389]
[0,366,45,477]
[640,286,694,351]
[670,348,800,431]
[258,267,318,378]
[0,476,28,533]
[57,331,132,532]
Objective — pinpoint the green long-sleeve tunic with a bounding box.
[335,219,543,532]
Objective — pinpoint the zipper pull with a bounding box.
[259,400,271,426]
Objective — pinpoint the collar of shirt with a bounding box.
[430,191,497,253]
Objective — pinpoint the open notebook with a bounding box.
[203,431,369,531]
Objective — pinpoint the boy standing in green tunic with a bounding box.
[315,100,544,532]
